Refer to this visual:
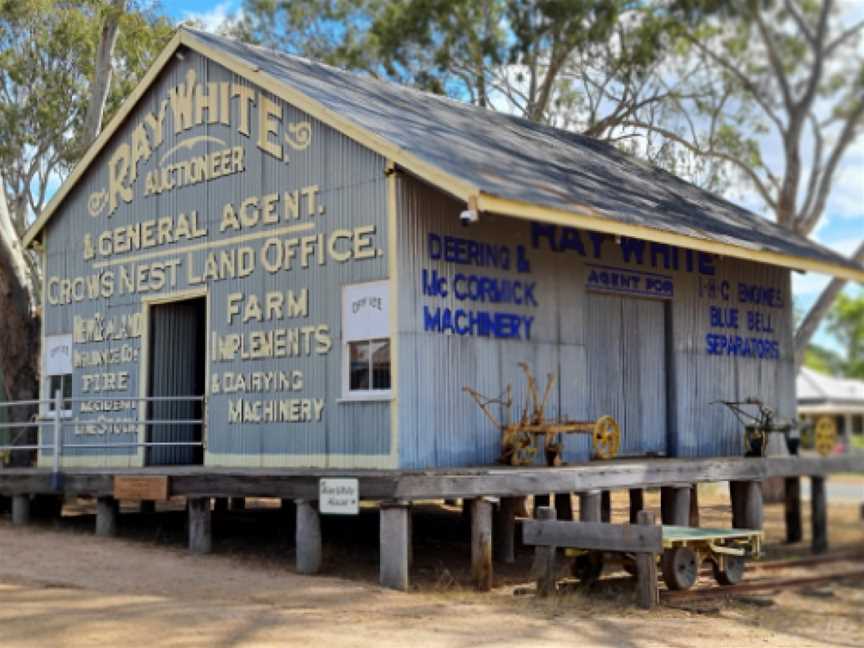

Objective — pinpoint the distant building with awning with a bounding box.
[798,367,864,447]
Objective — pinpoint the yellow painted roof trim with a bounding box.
[477,193,864,282]
[22,30,864,284]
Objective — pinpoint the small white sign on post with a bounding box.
[319,478,360,515]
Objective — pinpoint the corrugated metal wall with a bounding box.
[39,47,796,471]
[395,174,796,468]
[41,51,392,468]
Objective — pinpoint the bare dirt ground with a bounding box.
[0,486,862,648]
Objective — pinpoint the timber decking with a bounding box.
[0,455,862,500]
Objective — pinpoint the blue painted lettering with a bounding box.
[451,273,538,307]
[427,233,511,270]
[705,333,780,360]
[737,283,784,309]
[423,306,534,340]
[747,311,774,333]
[709,306,738,329]
[620,237,646,265]
[421,269,448,297]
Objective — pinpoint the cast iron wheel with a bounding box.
[661,547,699,591]
[571,552,604,585]
[712,555,746,586]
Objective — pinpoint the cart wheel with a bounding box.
[592,416,620,460]
[661,547,699,591]
[712,555,746,586]
[571,552,604,585]
[814,417,837,457]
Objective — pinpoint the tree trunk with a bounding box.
[794,239,864,368]
[82,0,126,144]
[0,178,40,465]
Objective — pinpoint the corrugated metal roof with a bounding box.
[24,28,864,282]
[798,367,864,404]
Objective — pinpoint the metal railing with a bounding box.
[0,391,206,474]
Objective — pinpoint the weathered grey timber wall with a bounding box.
[40,50,391,468]
[395,174,795,468]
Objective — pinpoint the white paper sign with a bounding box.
[45,334,73,375]
[342,281,389,341]
[319,478,359,515]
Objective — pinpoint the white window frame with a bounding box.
[341,281,392,401]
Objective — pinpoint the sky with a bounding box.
[160,0,863,354]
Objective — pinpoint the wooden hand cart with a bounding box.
[566,524,762,590]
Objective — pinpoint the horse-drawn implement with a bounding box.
[464,363,620,466]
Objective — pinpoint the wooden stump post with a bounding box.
[743,481,764,530]
[533,506,557,597]
[11,495,30,526]
[635,510,659,609]
[810,476,828,554]
[784,477,802,543]
[579,491,601,522]
[139,500,156,515]
[628,489,644,524]
[470,498,494,591]
[188,497,212,554]
[95,496,118,537]
[689,485,700,528]
[379,501,411,591]
[494,497,517,564]
[554,493,573,521]
[673,486,690,526]
[601,491,612,523]
[296,499,322,574]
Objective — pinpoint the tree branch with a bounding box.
[622,120,778,209]
[795,239,864,367]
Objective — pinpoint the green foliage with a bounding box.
[0,0,172,225]
[803,343,845,376]
[232,0,677,120]
[827,291,864,378]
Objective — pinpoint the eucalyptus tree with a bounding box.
[0,0,171,454]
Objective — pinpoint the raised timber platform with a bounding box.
[0,455,862,499]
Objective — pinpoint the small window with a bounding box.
[47,374,72,415]
[349,339,391,392]
[342,281,391,400]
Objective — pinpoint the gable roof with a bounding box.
[23,28,864,282]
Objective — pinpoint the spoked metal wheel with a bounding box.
[661,546,699,591]
[712,555,746,586]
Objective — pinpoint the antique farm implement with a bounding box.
[464,363,620,466]
[717,398,836,457]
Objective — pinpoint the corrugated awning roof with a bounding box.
[798,367,864,405]
[23,28,864,282]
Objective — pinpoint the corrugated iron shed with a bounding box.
[24,27,864,283]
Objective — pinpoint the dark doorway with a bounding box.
[147,297,206,466]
